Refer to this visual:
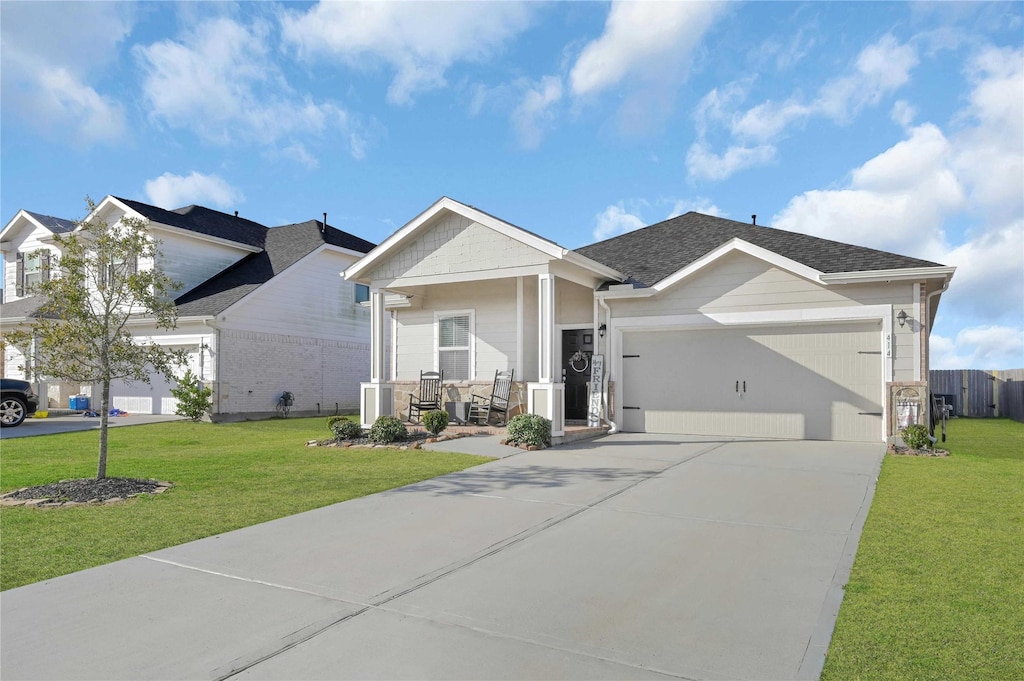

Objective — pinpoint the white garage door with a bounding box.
[620,322,883,442]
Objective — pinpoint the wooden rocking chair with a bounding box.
[407,370,443,423]
[469,369,514,426]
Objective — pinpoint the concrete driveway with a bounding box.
[0,434,883,680]
[0,413,184,439]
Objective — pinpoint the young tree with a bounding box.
[5,199,183,479]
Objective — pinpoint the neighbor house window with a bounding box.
[16,251,49,296]
[354,284,370,304]
[437,312,473,381]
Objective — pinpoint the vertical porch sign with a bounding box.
[588,354,604,427]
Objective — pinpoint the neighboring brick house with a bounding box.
[0,196,375,419]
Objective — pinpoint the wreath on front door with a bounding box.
[569,350,589,373]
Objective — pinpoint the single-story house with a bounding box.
[344,197,954,443]
[1,196,376,419]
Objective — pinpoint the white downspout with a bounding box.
[923,277,951,423]
[598,295,617,434]
[202,319,221,416]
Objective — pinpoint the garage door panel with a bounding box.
[621,323,882,442]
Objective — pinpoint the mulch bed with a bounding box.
[0,478,173,508]
[887,445,950,457]
[307,431,463,448]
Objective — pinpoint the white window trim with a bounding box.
[434,309,475,381]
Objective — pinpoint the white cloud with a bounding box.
[931,326,1024,370]
[686,141,777,182]
[135,17,363,159]
[773,123,964,255]
[280,2,535,106]
[511,76,564,150]
[770,46,1023,369]
[281,144,319,170]
[143,172,244,210]
[569,1,725,136]
[593,204,647,241]
[668,198,724,220]
[891,100,917,127]
[0,2,131,145]
[570,1,722,97]
[690,35,919,180]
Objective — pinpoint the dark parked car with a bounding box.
[1,378,39,427]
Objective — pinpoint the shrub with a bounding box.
[326,415,347,430]
[331,419,364,440]
[421,410,449,435]
[369,415,407,444]
[901,423,930,450]
[506,414,551,448]
[170,370,212,422]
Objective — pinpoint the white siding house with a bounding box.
[0,196,376,419]
[345,197,954,443]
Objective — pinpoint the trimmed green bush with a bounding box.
[170,370,212,422]
[421,410,449,435]
[326,415,347,430]
[369,415,407,444]
[506,414,551,448]
[331,419,364,440]
[901,423,930,449]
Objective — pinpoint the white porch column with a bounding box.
[360,287,393,427]
[528,273,565,436]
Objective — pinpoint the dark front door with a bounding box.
[562,329,593,420]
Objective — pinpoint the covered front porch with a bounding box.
[344,198,624,437]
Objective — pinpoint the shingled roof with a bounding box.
[113,197,268,249]
[24,211,76,234]
[174,221,375,317]
[575,212,945,287]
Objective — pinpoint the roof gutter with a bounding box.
[819,266,956,284]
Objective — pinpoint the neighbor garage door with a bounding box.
[619,322,883,442]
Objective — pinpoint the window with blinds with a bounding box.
[438,314,471,380]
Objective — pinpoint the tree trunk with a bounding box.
[97,379,110,480]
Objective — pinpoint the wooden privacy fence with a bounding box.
[930,369,1024,422]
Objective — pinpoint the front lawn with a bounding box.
[823,418,1024,680]
[0,417,490,591]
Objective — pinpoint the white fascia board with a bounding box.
[819,266,956,284]
[323,243,371,260]
[654,238,824,292]
[147,222,262,253]
[346,196,568,281]
[561,250,625,281]
[0,210,45,244]
[371,263,551,289]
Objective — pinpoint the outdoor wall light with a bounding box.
[897,309,909,328]
[599,323,607,338]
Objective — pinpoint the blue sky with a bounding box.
[2,1,1022,369]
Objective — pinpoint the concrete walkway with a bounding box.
[0,434,884,680]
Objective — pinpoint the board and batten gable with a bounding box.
[606,250,920,380]
[368,212,550,283]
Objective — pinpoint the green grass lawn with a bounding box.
[823,418,1024,681]
[0,417,491,591]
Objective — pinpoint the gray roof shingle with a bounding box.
[114,197,268,249]
[174,221,375,317]
[575,212,945,287]
[24,211,76,234]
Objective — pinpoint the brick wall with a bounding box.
[217,329,368,417]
